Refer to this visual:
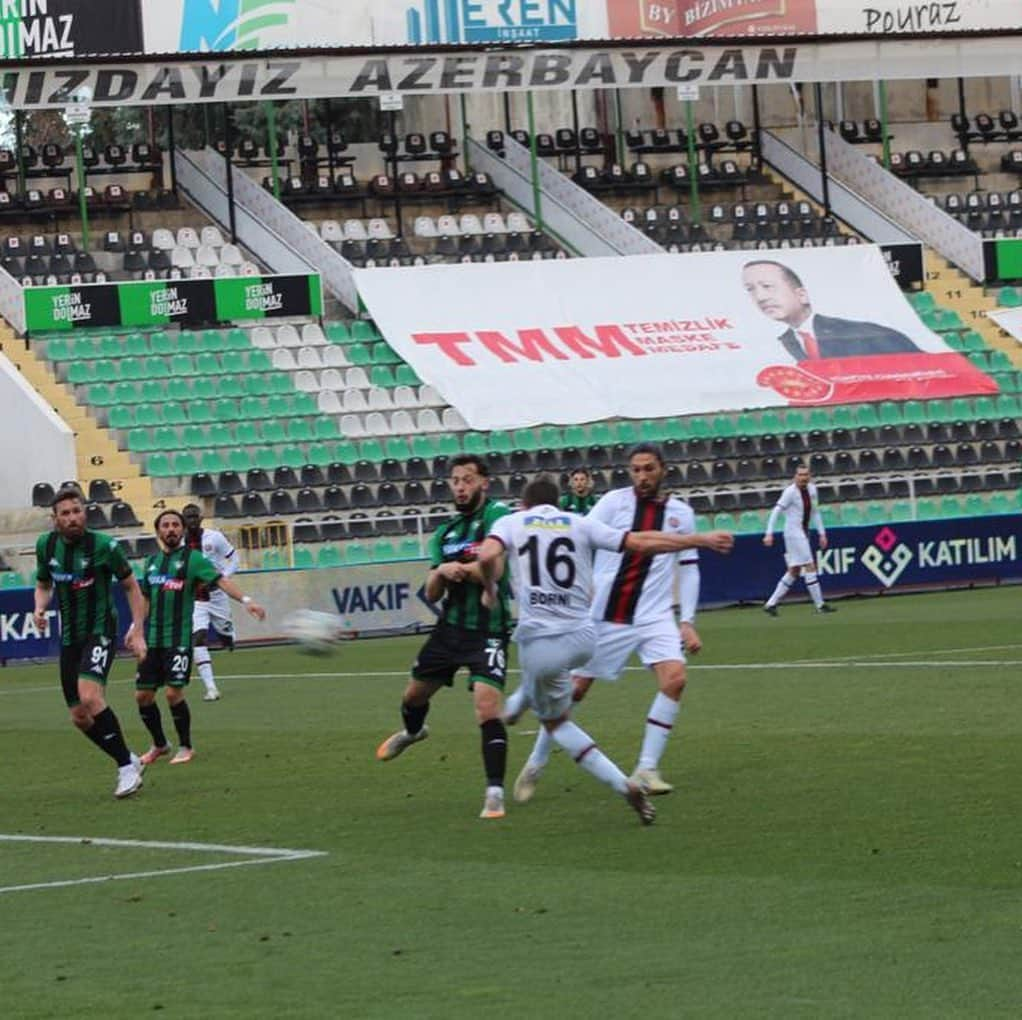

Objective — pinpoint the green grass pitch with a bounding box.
[1,587,1021,1018]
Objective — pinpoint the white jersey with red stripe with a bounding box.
[587,487,697,627]
[487,504,627,640]
[767,483,824,540]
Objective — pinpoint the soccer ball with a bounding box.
[282,609,342,655]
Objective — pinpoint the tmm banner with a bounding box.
[355,246,997,430]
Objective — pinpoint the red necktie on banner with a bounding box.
[798,329,821,360]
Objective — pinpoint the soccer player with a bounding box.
[375,454,514,820]
[510,443,731,802]
[559,467,598,513]
[477,477,732,825]
[182,502,238,701]
[762,463,835,616]
[33,486,148,799]
[131,509,266,767]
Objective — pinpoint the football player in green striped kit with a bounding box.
[376,454,514,820]
[34,487,149,799]
[130,509,265,767]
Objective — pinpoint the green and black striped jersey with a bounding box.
[428,499,512,636]
[559,491,598,514]
[35,530,133,647]
[141,546,221,648]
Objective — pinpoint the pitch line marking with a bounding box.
[0,834,326,895]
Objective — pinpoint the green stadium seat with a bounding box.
[67,361,97,385]
[488,431,513,454]
[345,540,371,565]
[133,403,164,427]
[219,375,245,398]
[227,448,254,473]
[262,548,286,569]
[173,451,199,476]
[72,336,101,360]
[712,512,736,530]
[293,393,318,416]
[398,537,424,559]
[351,320,381,342]
[146,453,173,477]
[202,330,228,353]
[45,337,72,361]
[255,447,280,471]
[287,419,314,443]
[292,547,315,569]
[346,343,372,366]
[108,405,135,429]
[511,428,541,451]
[963,494,986,517]
[384,437,411,460]
[960,330,985,352]
[915,499,939,520]
[370,539,397,562]
[305,442,334,466]
[900,400,925,424]
[199,450,229,473]
[411,435,442,459]
[736,512,763,534]
[206,423,233,447]
[87,383,114,406]
[115,381,143,403]
[988,351,1013,373]
[314,417,339,440]
[0,571,26,588]
[939,496,964,518]
[261,420,286,445]
[188,401,215,425]
[99,335,122,359]
[333,440,359,463]
[127,428,153,452]
[151,426,179,451]
[142,356,166,378]
[997,286,1022,308]
[987,493,1013,515]
[437,433,461,456]
[360,438,385,461]
[994,393,1020,416]
[890,501,913,522]
[325,322,350,344]
[838,504,863,527]
[247,350,272,373]
[909,291,935,313]
[226,328,250,349]
[877,401,902,425]
[853,405,878,428]
[614,421,641,444]
[394,364,420,387]
[461,432,489,454]
[149,331,173,355]
[950,397,975,420]
[370,365,396,388]
[863,502,888,524]
[695,514,711,533]
[162,402,186,426]
[268,372,293,395]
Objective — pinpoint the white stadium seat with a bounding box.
[151,228,176,250]
[392,385,418,409]
[441,407,468,430]
[367,387,393,410]
[276,324,301,347]
[483,212,507,234]
[214,264,235,277]
[176,227,200,249]
[171,246,196,268]
[317,390,342,414]
[297,346,323,369]
[343,219,368,240]
[271,348,297,370]
[189,265,212,279]
[364,411,391,435]
[459,214,483,236]
[301,323,326,345]
[293,369,320,392]
[414,215,437,238]
[220,244,244,266]
[319,368,346,391]
[251,326,275,349]
[320,220,343,243]
[195,245,219,267]
[418,384,442,406]
[200,225,225,247]
[416,408,442,432]
[342,388,368,412]
[321,345,350,368]
[368,218,394,239]
[390,409,416,433]
[344,367,370,389]
[340,413,366,438]
[436,214,460,236]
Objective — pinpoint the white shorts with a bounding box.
[783,531,814,568]
[575,617,684,682]
[192,588,234,637]
[516,626,596,721]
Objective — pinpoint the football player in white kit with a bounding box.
[762,464,835,617]
[182,504,239,701]
[506,444,734,803]
[477,476,732,825]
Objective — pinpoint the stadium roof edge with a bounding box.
[2,26,1022,69]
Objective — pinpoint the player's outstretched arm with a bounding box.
[217,577,267,620]
[32,579,53,632]
[476,537,506,609]
[625,530,734,556]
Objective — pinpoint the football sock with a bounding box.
[527,727,556,769]
[550,721,627,795]
[480,718,507,787]
[86,707,132,767]
[637,692,680,771]
[803,571,825,608]
[193,645,216,692]
[401,700,429,736]
[766,571,795,608]
[139,702,168,748]
[170,700,192,749]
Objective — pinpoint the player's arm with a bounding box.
[812,500,828,549]
[218,533,240,577]
[214,575,267,620]
[677,559,702,654]
[476,536,507,609]
[32,578,53,632]
[119,573,149,659]
[625,530,733,556]
[763,497,785,546]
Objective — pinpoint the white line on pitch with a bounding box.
[0,834,326,895]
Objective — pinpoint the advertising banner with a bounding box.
[701,514,1022,605]
[24,274,323,332]
[0,0,143,59]
[140,1,1022,54]
[354,246,997,430]
[986,306,1022,344]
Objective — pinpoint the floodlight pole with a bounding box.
[814,82,831,216]
[14,109,25,195]
[74,123,90,251]
[223,104,237,243]
[266,100,281,200]
[957,77,969,155]
[571,90,581,175]
[878,80,891,169]
[526,90,543,231]
[751,84,763,172]
[459,93,470,172]
[167,104,178,196]
[685,100,700,226]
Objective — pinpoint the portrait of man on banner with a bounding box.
[741,258,920,362]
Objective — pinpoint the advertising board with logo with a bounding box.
[24,274,322,332]
[354,246,997,430]
[0,0,143,59]
[700,514,1022,606]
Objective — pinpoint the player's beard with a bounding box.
[455,490,483,515]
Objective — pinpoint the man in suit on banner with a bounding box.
[742,259,920,360]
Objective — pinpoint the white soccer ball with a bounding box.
[282,609,342,655]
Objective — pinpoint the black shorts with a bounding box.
[411,623,509,690]
[136,646,193,690]
[59,636,116,707]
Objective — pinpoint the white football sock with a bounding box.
[766,571,795,608]
[193,645,216,693]
[637,691,680,771]
[527,726,555,769]
[550,721,627,795]
[803,571,824,608]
